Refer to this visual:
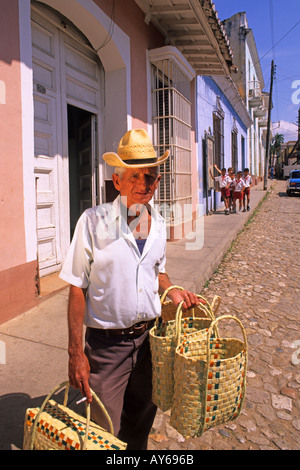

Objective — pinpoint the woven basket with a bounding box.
[150,288,219,412]
[170,315,248,439]
[23,381,127,450]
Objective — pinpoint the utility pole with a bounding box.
[264,60,275,190]
[297,107,300,163]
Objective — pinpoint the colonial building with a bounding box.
[223,12,269,180]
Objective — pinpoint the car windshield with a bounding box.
[291,171,300,179]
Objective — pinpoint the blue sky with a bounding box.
[215,0,300,132]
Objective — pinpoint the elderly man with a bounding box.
[59,129,201,450]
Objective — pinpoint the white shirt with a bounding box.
[235,178,245,192]
[243,175,252,187]
[59,196,166,329]
[215,175,231,188]
[229,177,236,189]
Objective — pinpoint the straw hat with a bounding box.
[102,128,169,168]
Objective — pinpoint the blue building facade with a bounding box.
[196,76,251,215]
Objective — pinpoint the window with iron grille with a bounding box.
[231,120,238,171]
[213,98,225,175]
[151,59,192,225]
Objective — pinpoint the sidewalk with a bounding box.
[0,181,272,450]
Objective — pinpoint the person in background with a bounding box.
[229,171,236,212]
[210,165,232,215]
[242,168,252,212]
[233,171,245,214]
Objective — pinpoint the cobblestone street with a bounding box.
[149,180,300,450]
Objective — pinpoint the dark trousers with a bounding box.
[84,328,157,450]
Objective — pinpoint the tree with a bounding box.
[270,133,284,167]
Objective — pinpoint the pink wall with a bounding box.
[0,0,38,324]
[94,0,164,128]
[0,0,27,271]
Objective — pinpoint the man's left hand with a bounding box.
[167,288,206,311]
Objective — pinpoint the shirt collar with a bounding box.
[110,195,163,257]
[112,195,162,224]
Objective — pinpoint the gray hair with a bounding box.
[114,166,159,180]
[114,167,126,179]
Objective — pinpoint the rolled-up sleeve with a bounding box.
[59,212,93,288]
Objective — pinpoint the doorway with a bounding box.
[67,105,97,240]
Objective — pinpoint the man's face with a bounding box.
[112,167,161,208]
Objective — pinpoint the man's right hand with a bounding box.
[68,352,92,403]
[67,285,92,403]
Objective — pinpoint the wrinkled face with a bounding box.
[112,167,161,208]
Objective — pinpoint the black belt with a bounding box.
[88,320,155,337]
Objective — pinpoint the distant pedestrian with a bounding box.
[229,171,236,212]
[210,165,231,215]
[233,171,245,214]
[242,168,252,212]
[227,166,234,177]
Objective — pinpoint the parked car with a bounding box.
[286,170,300,196]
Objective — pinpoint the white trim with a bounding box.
[38,0,131,153]
[0,80,6,104]
[38,0,129,72]
[146,50,153,140]
[148,45,195,83]
[19,0,37,263]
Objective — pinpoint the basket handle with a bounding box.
[206,315,248,353]
[175,296,217,346]
[211,295,221,316]
[28,381,114,451]
[160,285,184,304]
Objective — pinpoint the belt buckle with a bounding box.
[131,321,147,336]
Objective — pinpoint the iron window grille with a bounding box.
[151,59,192,226]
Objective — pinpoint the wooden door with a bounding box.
[32,11,62,274]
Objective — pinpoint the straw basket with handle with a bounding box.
[170,315,248,439]
[150,287,219,412]
[23,381,127,450]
